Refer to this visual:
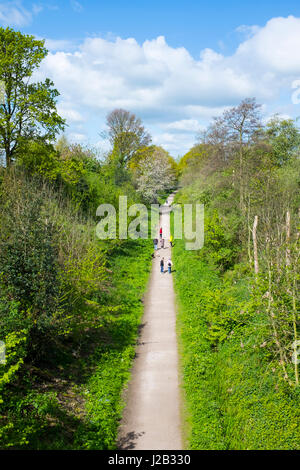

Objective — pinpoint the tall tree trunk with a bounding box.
[252,215,259,276]
[247,194,252,265]
[5,145,11,167]
[239,145,243,212]
[286,210,291,266]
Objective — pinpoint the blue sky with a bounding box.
[13,0,300,55]
[2,0,300,156]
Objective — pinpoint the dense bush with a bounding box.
[0,186,60,334]
[0,161,153,449]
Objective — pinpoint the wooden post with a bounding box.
[286,210,291,266]
[253,215,259,275]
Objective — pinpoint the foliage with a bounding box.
[178,144,210,183]
[201,209,239,271]
[266,115,300,166]
[0,330,27,398]
[0,27,65,167]
[0,330,28,447]
[172,222,300,449]
[2,26,298,450]
[134,146,177,203]
[0,177,60,336]
[74,239,153,450]
[0,237,152,450]
[0,26,164,451]
[16,139,61,180]
[0,155,153,449]
[105,109,151,166]
[174,102,300,449]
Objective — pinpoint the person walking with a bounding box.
[153,238,158,251]
[159,227,163,239]
[169,234,173,247]
[160,258,164,273]
[160,238,165,249]
[167,258,172,274]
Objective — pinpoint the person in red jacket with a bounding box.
[159,227,162,239]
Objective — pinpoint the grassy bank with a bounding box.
[0,234,152,449]
[74,239,153,450]
[172,208,300,450]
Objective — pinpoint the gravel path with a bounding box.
[117,194,182,450]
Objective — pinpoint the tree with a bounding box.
[105,109,151,165]
[16,138,60,180]
[201,98,262,211]
[135,147,176,203]
[178,144,210,185]
[266,115,300,166]
[0,27,65,167]
[128,145,156,173]
[219,98,262,145]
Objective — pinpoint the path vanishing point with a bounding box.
[117,193,182,450]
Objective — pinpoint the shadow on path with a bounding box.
[117,431,145,450]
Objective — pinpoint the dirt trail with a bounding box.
[117,193,182,450]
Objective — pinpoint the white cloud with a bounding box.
[57,104,84,123]
[45,38,76,51]
[68,132,87,142]
[153,132,195,156]
[37,34,254,119]
[35,15,300,155]
[70,0,83,13]
[235,24,260,38]
[0,1,32,26]
[263,113,292,125]
[0,0,43,26]
[235,16,300,74]
[165,119,202,132]
[32,4,43,15]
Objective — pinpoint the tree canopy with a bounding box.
[105,108,151,166]
[0,27,65,167]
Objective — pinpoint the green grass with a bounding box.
[172,213,300,450]
[0,238,153,450]
[172,236,227,449]
[74,238,153,449]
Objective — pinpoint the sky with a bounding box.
[2,0,300,157]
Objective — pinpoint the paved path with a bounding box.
[117,193,182,450]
